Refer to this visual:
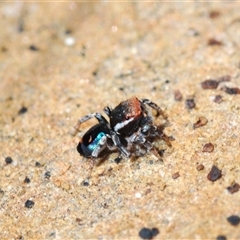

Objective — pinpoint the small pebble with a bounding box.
[25,200,35,208]
[174,90,183,101]
[114,156,122,164]
[64,36,75,46]
[24,177,31,184]
[216,235,227,240]
[139,228,152,239]
[139,227,159,239]
[5,156,13,164]
[65,28,72,34]
[202,143,214,153]
[188,28,199,36]
[214,95,223,103]
[18,106,28,115]
[227,215,240,226]
[82,180,90,186]
[49,232,56,238]
[193,116,208,129]
[218,75,231,83]
[0,189,4,196]
[196,164,204,171]
[44,171,51,179]
[172,172,180,179]
[92,70,98,77]
[221,86,240,95]
[18,20,24,32]
[1,46,8,52]
[201,79,219,89]
[207,166,222,182]
[165,80,170,84]
[29,45,39,51]
[145,189,151,195]
[185,99,195,109]
[148,160,154,165]
[151,228,159,237]
[208,38,223,46]
[135,192,142,198]
[209,11,221,18]
[227,182,240,194]
[76,218,82,224]
[35,162,42,167]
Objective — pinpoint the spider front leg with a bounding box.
[130,135,165,159]
[91,134,108,158]
[158,131,172,147]
[103,106,112,117]
[72,112,109,136]
[141,99,167,119]
[110,130,130,158]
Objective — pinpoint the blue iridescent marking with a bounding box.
[87,132,105,151]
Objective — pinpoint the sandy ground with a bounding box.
[0,2,240,239]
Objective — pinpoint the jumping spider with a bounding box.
[73,97,171,163]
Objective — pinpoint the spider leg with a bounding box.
[131,135,165,159]
[72,112,109,136]
[126,132,148,156]
[140,118,172,147]
[103,106,112,117]
[158,131,172,147]
[91,132,129,163]
[141,99,167,119]
[91,134,108,158]
[110,130,130,158]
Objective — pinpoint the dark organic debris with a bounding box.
[193,116,208,129]
[221,86,240,95]
[227,182,240,194]
[201,75,230,90]
[201,79,219,89]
